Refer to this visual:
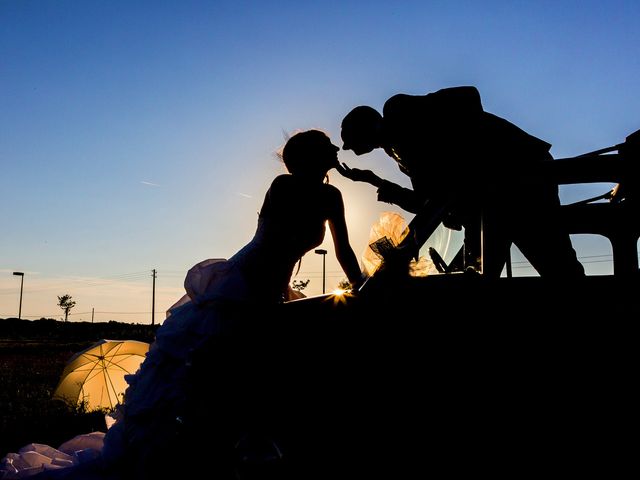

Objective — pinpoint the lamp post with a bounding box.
[314,249,327,294]
[13,272,24,320]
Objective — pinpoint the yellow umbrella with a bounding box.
[53,339,149,411]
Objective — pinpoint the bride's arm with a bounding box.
[327,188,365,290]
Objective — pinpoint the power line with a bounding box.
[0,310,154,317]
[91,311,153,314]
[0,270,156,296]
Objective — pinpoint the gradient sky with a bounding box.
[2,0,639,323]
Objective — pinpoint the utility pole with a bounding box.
[91,307,94,323]
[151,269,156,325]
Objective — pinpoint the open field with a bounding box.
[0,318,158,459]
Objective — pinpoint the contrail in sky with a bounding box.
[140,181,161,187]
[236,192,252,198]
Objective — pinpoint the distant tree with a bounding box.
[57,294,76,322]
[291,279,310,292]
[337,279,353,291]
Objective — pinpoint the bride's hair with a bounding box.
[278,129,331,178]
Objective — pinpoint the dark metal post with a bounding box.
[151,269,156,325]
[13,272,24,319]
[314,249,327,294]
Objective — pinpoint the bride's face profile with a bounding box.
[315,136,340,172]
[284,130,340,178]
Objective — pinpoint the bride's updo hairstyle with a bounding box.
[281,129,329,175]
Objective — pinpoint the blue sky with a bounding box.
[1,0,639,322]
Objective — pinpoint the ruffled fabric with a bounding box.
[101,256,257,469]
[0,433,104,479]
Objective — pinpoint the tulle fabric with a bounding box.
[362,211,441,277]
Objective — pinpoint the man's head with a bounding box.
[341,105,383,155]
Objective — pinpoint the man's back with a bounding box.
[381,86,552,187]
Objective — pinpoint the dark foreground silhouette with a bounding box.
[178,125,639,478]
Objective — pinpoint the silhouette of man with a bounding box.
[338,86,584,278]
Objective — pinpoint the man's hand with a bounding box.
[335,162,383,187]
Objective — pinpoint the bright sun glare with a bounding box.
[327,288,350,306]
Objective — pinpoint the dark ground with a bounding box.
[0,318,158,459]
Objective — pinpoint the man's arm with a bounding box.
[336,162,423,213]
[335,162,384,187]
[376,180,423,213]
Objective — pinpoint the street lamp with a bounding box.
[314,249,327,294]
[13,272,24,320]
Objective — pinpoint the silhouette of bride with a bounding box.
[2,129,364,479]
